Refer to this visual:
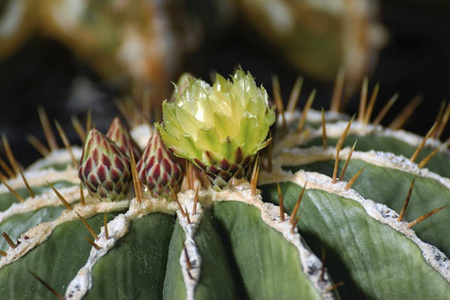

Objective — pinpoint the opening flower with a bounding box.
[156,69,275,189]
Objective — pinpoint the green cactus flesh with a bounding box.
[0,83,449,299]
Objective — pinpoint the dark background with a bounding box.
[0,1,449,166]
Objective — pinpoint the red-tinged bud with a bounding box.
[106,117,142,159]
[136,129,184,199]
[78,129,131,201]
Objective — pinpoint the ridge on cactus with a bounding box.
[156,69,276,189]
[78,129,132,201]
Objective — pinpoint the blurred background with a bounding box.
[0,0,449,166]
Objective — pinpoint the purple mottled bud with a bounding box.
[78,129,131,201]
[136,129,184,199]
[193,147,254,190]
[106,117,142,159]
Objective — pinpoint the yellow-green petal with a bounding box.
[157,69,275,188]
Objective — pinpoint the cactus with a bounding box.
[0,70,449,299]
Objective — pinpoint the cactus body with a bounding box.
[0,70,449,299]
